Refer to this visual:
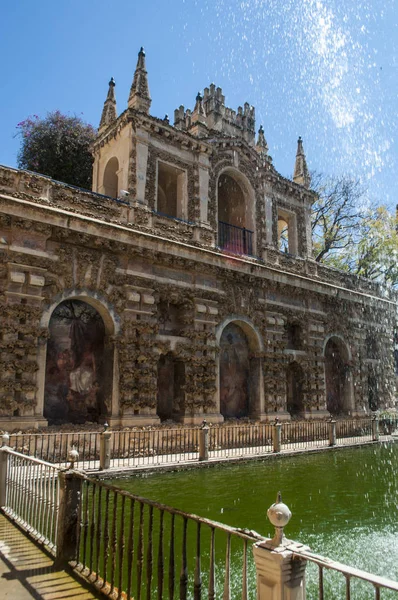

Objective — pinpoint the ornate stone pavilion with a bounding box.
[0,48,396,429]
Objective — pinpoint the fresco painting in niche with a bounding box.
[44,300,106,424]
[220,323,249,418]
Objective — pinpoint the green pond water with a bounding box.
[110,443,398,595]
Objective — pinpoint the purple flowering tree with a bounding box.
[17,111,97,190]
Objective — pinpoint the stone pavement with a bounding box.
[0,514,99,600]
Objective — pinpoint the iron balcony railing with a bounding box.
[2,448,60,552]
[218,220,254,256]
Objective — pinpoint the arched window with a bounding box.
[156,161,186,219]
[44,299,107,425]
[278,217,289,252]
[277,210,298,255]
[217,170,255,256]
[103,157,119,197]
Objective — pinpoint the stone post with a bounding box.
[199,420,209,461]
[252,492,309,600]
[0,434,10,507]
[100,422,112,470]
[273,420,282,453]
[328,420,336,446]
[372,414,379,442]
[55,448,82,567]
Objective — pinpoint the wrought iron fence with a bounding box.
[1,448,60,552]
[109,428,200,468]
[4,416,394,471]
[336,418,373,445]
[73,473,261,599]
[209,424,273,458]
[293,547,398,600]
[2,446,398,599]
[7,431,99,469]
[281,421,330,450]
[218,221,254,256]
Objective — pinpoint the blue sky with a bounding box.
[1,0,397,206]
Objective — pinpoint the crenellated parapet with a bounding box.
[174,84,256,144]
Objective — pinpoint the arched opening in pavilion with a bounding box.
[217,170,255,256]
[44,299,110,425]
[324,336,353,415]
[103,157,119,197]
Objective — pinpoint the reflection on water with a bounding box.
[113,443,398,582]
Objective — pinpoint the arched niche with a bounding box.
[103,157,119,198]
[218,319,263,419]
[156,352,185,421]
[368,373,379,411]
[217,168,256,256]
[38,293,119,425]
[286,361,304,417]
[286,322,303,350]
[324,335,354,415]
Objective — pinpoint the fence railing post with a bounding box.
[55,449,82,567]
[273,421,282,453]
[100,422,112,470]
[0,433,10,507]
[328,419,336,446]
[252,492,308,600]
[372,414,379,442]
[199,420,209,461]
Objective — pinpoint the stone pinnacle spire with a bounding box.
[99,77,117,131]
[293,136,311,188]
[128,47,151,113]
[256,125,269,158]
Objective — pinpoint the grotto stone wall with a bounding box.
[0,112,396,429]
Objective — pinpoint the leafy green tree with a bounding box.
[310,172,398,288]
[343,206,398,286]
[17,111,96,189]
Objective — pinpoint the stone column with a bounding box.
[199,420,209,461]
[0,434,10,507]
[273,421,282,453]
[100,423,112,470]
[55,449,82,567]
[252,493,309,600]
[328,420,336,446]
[198,154,210,224]
[372,414,379,441]
[135,128,149,204]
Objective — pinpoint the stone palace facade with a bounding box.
[0,48,396,429]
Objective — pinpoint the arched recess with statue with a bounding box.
[156,352,186,422]
[286,361,305,418]
[37,293,119,426]
[215,317,264,420]
[324,335,354,415]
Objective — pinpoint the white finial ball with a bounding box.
[267,495,292,529]
[68,447,79,465]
